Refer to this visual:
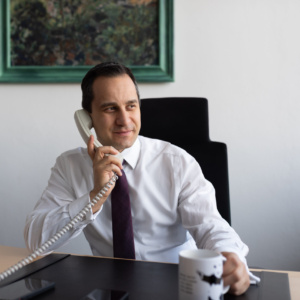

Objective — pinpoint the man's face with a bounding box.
[90,74,141,152]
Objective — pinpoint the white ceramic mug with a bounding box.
[179,249,230,300]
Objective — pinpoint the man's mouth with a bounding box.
[114,130,133,136]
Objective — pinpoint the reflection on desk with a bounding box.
[0,245,299,300]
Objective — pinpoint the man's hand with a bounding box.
[88,135,123,213]
[222,252,250,295]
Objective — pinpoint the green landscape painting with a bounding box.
[10,0,159,67]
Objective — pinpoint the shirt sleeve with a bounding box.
[177,154,262,284]
[24,153,99,254]
[177,153,249,259]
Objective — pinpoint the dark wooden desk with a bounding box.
[0,246,298,300]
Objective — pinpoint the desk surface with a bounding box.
[0,245,299,300]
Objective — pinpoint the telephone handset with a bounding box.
[74,109,123,163]
[0,110,121,285]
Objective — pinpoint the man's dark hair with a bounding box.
[81,62,140,113]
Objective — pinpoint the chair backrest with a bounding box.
[139,97,231,224]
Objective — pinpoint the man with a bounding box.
[25,62,254,295]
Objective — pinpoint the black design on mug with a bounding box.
[197,271,222,285]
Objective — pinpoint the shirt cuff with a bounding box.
[68,193,102,223]
[249,271,261,284]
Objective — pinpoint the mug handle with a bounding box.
[223,284,230,294]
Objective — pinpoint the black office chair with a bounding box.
[139,97,231,224]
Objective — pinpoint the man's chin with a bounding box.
[102,134,138,152]
[113,139,136,152]
[114,143,132,152]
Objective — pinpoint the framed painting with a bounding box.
[0,0,173,83]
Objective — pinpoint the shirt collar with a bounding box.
[120,137,141,169]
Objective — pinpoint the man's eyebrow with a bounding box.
[100,99,138,109]
[126,99,138,105]
[100,102,117,109]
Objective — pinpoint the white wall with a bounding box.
[1,0,300,271]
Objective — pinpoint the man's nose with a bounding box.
[116,109,130,125]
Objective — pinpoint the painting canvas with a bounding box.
[0,0,173,82]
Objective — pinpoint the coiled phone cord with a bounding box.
[0,173,118,282]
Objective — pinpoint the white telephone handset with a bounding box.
[0,110,121,284]
[74,109,123,163]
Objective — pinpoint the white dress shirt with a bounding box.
[24,136,250,264]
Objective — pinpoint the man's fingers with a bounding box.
[88,136,122,170]
[87,135,96,159]
[223,261,245,288]
[222,252,250,295]
[93,150,123,176]
[87,138,123,211]
[95,157,123,177]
